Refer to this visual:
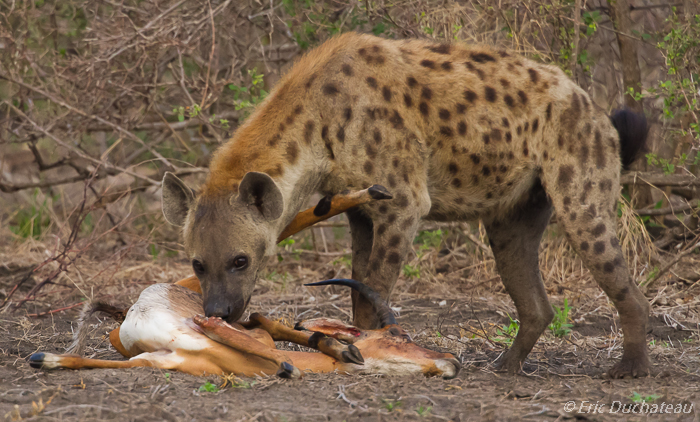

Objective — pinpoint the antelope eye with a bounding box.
[232,255,249,270]
[192,260,205,275]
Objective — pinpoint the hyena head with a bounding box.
[161,171,284,322]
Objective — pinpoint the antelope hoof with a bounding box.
[28,353,46,369]
[608,358,650,379]
[440,358,462,379]
[341,345,364,365]
[368,184,392,200]
[494,354,523,375]
[277,362,302,379]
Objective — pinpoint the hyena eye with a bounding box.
[232,255,249,270]
[192,260,205,275]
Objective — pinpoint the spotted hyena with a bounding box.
[162,32,650,378]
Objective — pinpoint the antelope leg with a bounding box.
[29,351,178,371]
[277,184,392,241]
[193,315,302,379]
[242,313,364,365]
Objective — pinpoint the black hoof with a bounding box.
[368,185,392,200]
[294,321,306,331]
[341,344,364,365]
[276,362,301,379]
[313,196,333,216]
[28,353,45,369]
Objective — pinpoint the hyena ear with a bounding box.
[161,172,195,227]
[236,172,284,221]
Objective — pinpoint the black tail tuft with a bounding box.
[610,108,649,170]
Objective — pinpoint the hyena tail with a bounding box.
[610,108,649,170]
[65,301,127,355]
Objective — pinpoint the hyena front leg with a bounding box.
[485,181,555,373]
[350,191,423,329]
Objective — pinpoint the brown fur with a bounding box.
[162,33,650,378]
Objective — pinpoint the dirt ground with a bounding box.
[2,250,700,422]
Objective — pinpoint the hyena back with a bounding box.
[162,32,649,378]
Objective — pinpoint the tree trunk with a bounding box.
[609,0,653,207]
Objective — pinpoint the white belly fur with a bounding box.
[119,284,211,353]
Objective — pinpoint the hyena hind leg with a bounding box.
[545,172,650,378]
[485,181,555,374]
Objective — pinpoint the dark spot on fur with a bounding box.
[388,234,402,248]
[600,179,612,192]
[522,140,529,156]
[481,166,491,176]
[557,165,574,187]
[382,86,393,102]
[387,214,397,224]
[464,90,478,103]
[366,77,378,89]
[439,109,451,120]
[527,68,539,84]
[502,118,510,128]
[365,143,377,159]
[336,126,345,142]
[614,287,629,302]
[505,132,512,143]
[471,52,495,63]
[456,103,467,114]
[373,129,382,144]
[484,86,497,102]
[579,144,589,166]
[532,118,539,132]
[440,126,454,137]
[429,44,452,54]
[407,76,418,87]
[377,224,387,236]
[303,120,315,144]
[482,134,490,144]
[504,95,515,108]
[604,261,615,273]
[452,178,462,188]
[610,237,620,247]
[285,141,299,164]
[458,121,467,135]
[363,160,374,175]
[545,103,552,121]
[490,128,502,142]
[580,241,589,251]
[524,121,529,132]
[343,107,352,121]
[470,154,480,164]
[517,90,528,104]
[594,241,606,255]
[592,223,606,237]
[441,61,453,71]
[448,162,459,174]
[389,110,404,129]
[322,84,339,95]
[341,64,353,76]
[420,59,435,69]
[403,93,413,107]
[421,87,432,100]
[386,252,401,265]
[499,78,510,88]
[392,157,399,168]
[294,105,303,115]
[387,174,396,188]
[419,102,429,117]
[557,135,564,148]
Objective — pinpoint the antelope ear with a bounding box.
[236,172,284,221]
[161,172,194,227]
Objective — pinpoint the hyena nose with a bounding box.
[204,302,233,320]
